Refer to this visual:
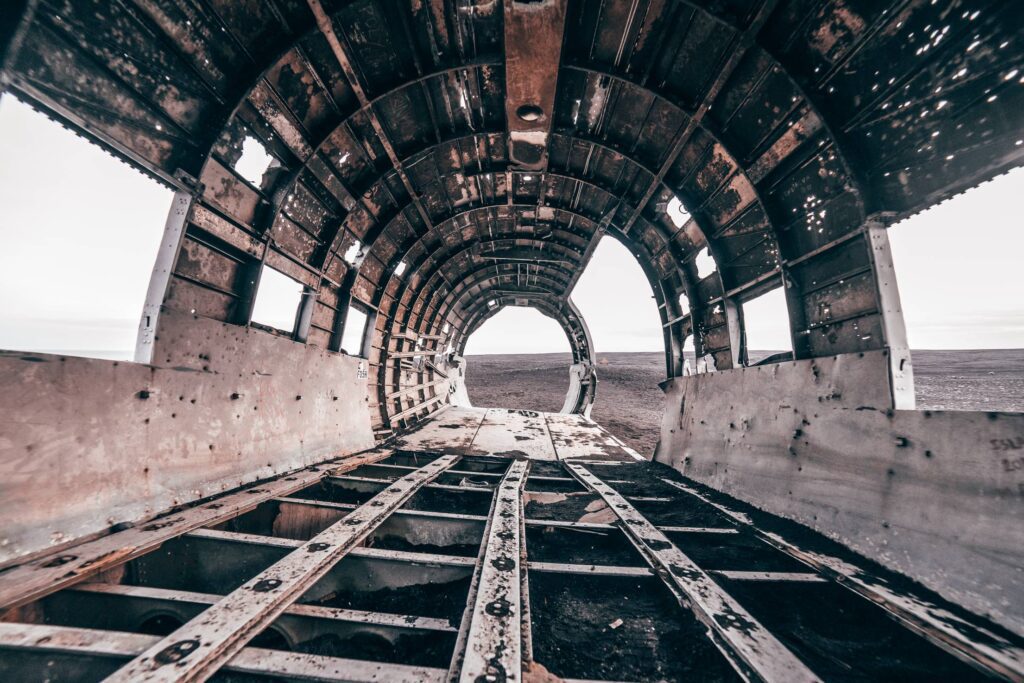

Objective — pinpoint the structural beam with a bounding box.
[450,459,529,681]
[661,478,1024,680]
[0,449,392,613]
[619,0,779,236]
[104,454,460,682]
[565,462,820,683]
[135,189,193,363]
[0,623,445,683]
[305,0,434,235]
[503,0,568,171]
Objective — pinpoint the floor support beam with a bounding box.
[0,623,445,683]
[0,449,392,614]
[104,454,460,682]
[564,462,820,683]
[661,478,1024,680]
[450,459,529,681]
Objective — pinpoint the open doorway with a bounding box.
[462,307,571,412]
[569,237,664,455]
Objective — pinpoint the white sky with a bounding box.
[887,169,1024,349]
[0,96,172,358]
[250,266,304,333]
[0,93,1021,359]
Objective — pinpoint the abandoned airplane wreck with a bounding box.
[1,0,1023,680]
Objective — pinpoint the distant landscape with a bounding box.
[465,349,1024,457]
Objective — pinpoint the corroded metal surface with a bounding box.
[451,459,529,681]
[5,0,1020,428]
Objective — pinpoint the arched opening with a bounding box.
[462,306,573,413]
[570,237,664,455]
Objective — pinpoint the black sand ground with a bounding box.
[465,349,1024,456]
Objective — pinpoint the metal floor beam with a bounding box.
[104,455,459,682]
[0,435,1018,682]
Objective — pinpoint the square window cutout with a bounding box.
[251,266,303,333]
[341,306,368,356]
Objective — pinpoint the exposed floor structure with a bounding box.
[0,411,1018,682]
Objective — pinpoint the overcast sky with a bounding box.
[1,93,1021,359]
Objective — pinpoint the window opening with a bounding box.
[742,288,792,364]
[341,305,368,356]
[666,196,690,229]
[251,266,303,333]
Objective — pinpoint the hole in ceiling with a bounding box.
[343,239,363,266]
[394,260,407,276]
[516,104,544,122]
[695,247,717,279]
[666,196,690,229]
[235,136,274,187]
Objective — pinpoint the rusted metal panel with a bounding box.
[165,276,236,321]
[188,204,263,257]
[199,158,265,228]
[800,269,877,326]
[504,0,567,171]
[175,237,242,294]
[10,30,188,180]
[0,311,375,569]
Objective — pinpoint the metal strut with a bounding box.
[564,462,821,683]
[661,478,1024,681]
[450,458,530,681]
[0,449,393,614]
[103,454,461,683]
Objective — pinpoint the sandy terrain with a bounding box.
[464,349,1024,457]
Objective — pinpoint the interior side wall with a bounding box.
[657,351,1024,638]
[0,310,374,566]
